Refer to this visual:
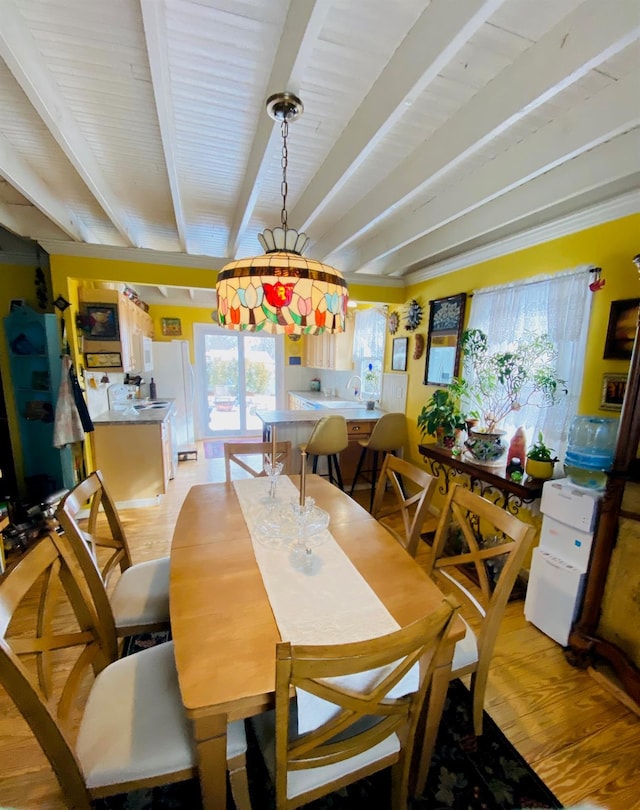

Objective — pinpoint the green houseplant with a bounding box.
[451,328,568,462]
[452,329,568,433]
[417,389,466,448]
[525,432,559,481]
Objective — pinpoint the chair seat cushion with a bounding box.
[110,556,170,630]
[77,641,247,788]
[451,616,479,672]
[251,708,399,801]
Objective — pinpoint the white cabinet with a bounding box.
[79,289,154,373]
[303,315,354,371]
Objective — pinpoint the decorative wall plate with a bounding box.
[413,333,425,359]
[405,299,423,331]
[388,311,399,335]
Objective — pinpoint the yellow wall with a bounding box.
[42,213,640,501]
[397,214,640,469]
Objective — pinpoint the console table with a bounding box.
[418,443,543,514]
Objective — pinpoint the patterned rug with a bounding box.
[100,633,562,809]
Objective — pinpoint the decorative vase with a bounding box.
[464,428,507,463]
[525,458,555,481]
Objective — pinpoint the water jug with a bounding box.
[564,416,618,489]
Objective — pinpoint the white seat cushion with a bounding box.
[77,641,247,788]
[451,616,479,672]
[251,708,399,801]
[110,556,171,630]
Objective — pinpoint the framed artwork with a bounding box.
[86,303,119,340]
[85,352,122,368]
[423,293,467,386]
[161,317,182,337]
[601,373,627,411]
[603,298,639,359]
[391,337,408,371]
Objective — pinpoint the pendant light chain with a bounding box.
[280,116,289,232]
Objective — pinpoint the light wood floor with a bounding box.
[1,445,639,809]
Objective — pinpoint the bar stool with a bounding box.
[300,415,349,490]
[349,412,408,511]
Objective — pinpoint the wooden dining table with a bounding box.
[169,474,464,810]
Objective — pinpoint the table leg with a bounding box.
[193,714,229,810]
[415,659,453,795]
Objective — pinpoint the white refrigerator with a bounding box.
[151,340,196,452]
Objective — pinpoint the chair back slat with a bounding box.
[0,531,113,810]
[371,454,437,556]
[224,440,291,481]
[273,597,458,807]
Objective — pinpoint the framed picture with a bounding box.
[603,298,639,359]
[86,303,119,340]
[391,337,408,371]
[601,373,627,411]
[161,317,182,337]
[85,352,122,368]
[424,293,467,386]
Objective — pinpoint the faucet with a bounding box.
[346,375,362,400]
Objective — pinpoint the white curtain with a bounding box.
[467,265,592,458]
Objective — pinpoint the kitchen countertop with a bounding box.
[255,406,385,426]
[92,399,175,426]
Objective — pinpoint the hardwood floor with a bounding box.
[1,445,639,809]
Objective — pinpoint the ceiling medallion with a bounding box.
[215,92,348,335]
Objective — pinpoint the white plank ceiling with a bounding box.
[0,0,638,302]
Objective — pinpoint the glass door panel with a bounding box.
[195,325,280,438]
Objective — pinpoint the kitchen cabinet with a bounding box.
[3,306,76,499]
[79,289,154,373]
[90,412,173,507]
[303,315,354,371]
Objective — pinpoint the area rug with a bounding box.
[98,633,562,810]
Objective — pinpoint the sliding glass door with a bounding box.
[194,324,282,438]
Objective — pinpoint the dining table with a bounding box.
[169,473,464,810]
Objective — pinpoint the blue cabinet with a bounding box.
[3,306,75,498]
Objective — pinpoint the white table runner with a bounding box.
[233,476,417,732]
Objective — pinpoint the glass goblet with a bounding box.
[263,457,284,502]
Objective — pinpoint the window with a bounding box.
[466,266,592,457]
[352,309,386,398]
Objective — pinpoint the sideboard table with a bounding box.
[418,443,543,515]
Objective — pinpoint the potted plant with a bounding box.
[363,363,380,409]
[525,432,559,481]
[417,389,466,449]
[451,329,567,462]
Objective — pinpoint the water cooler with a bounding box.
[524,478,602,646]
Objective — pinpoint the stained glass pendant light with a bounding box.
[216,92,348,335]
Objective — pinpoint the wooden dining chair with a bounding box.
[425,483,535,736]
[0,530,250,810]
[224,439,291,481]
[371,453,437,557]
[251,597,459,810]
[55,470,171,638]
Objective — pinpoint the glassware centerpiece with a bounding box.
[288,497,330,574]
[263,456,283,502]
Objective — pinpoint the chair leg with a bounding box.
[228,751,252,810]
[312,455,319,474]
[349,447,367,495]
[369,450,379,512]
[332,454,345,491]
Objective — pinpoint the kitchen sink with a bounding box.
[317,400,365,409]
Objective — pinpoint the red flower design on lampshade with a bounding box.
[264,281,296,308]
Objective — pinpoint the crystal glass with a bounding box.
[288,498,330,574]
[262,456,283,503]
